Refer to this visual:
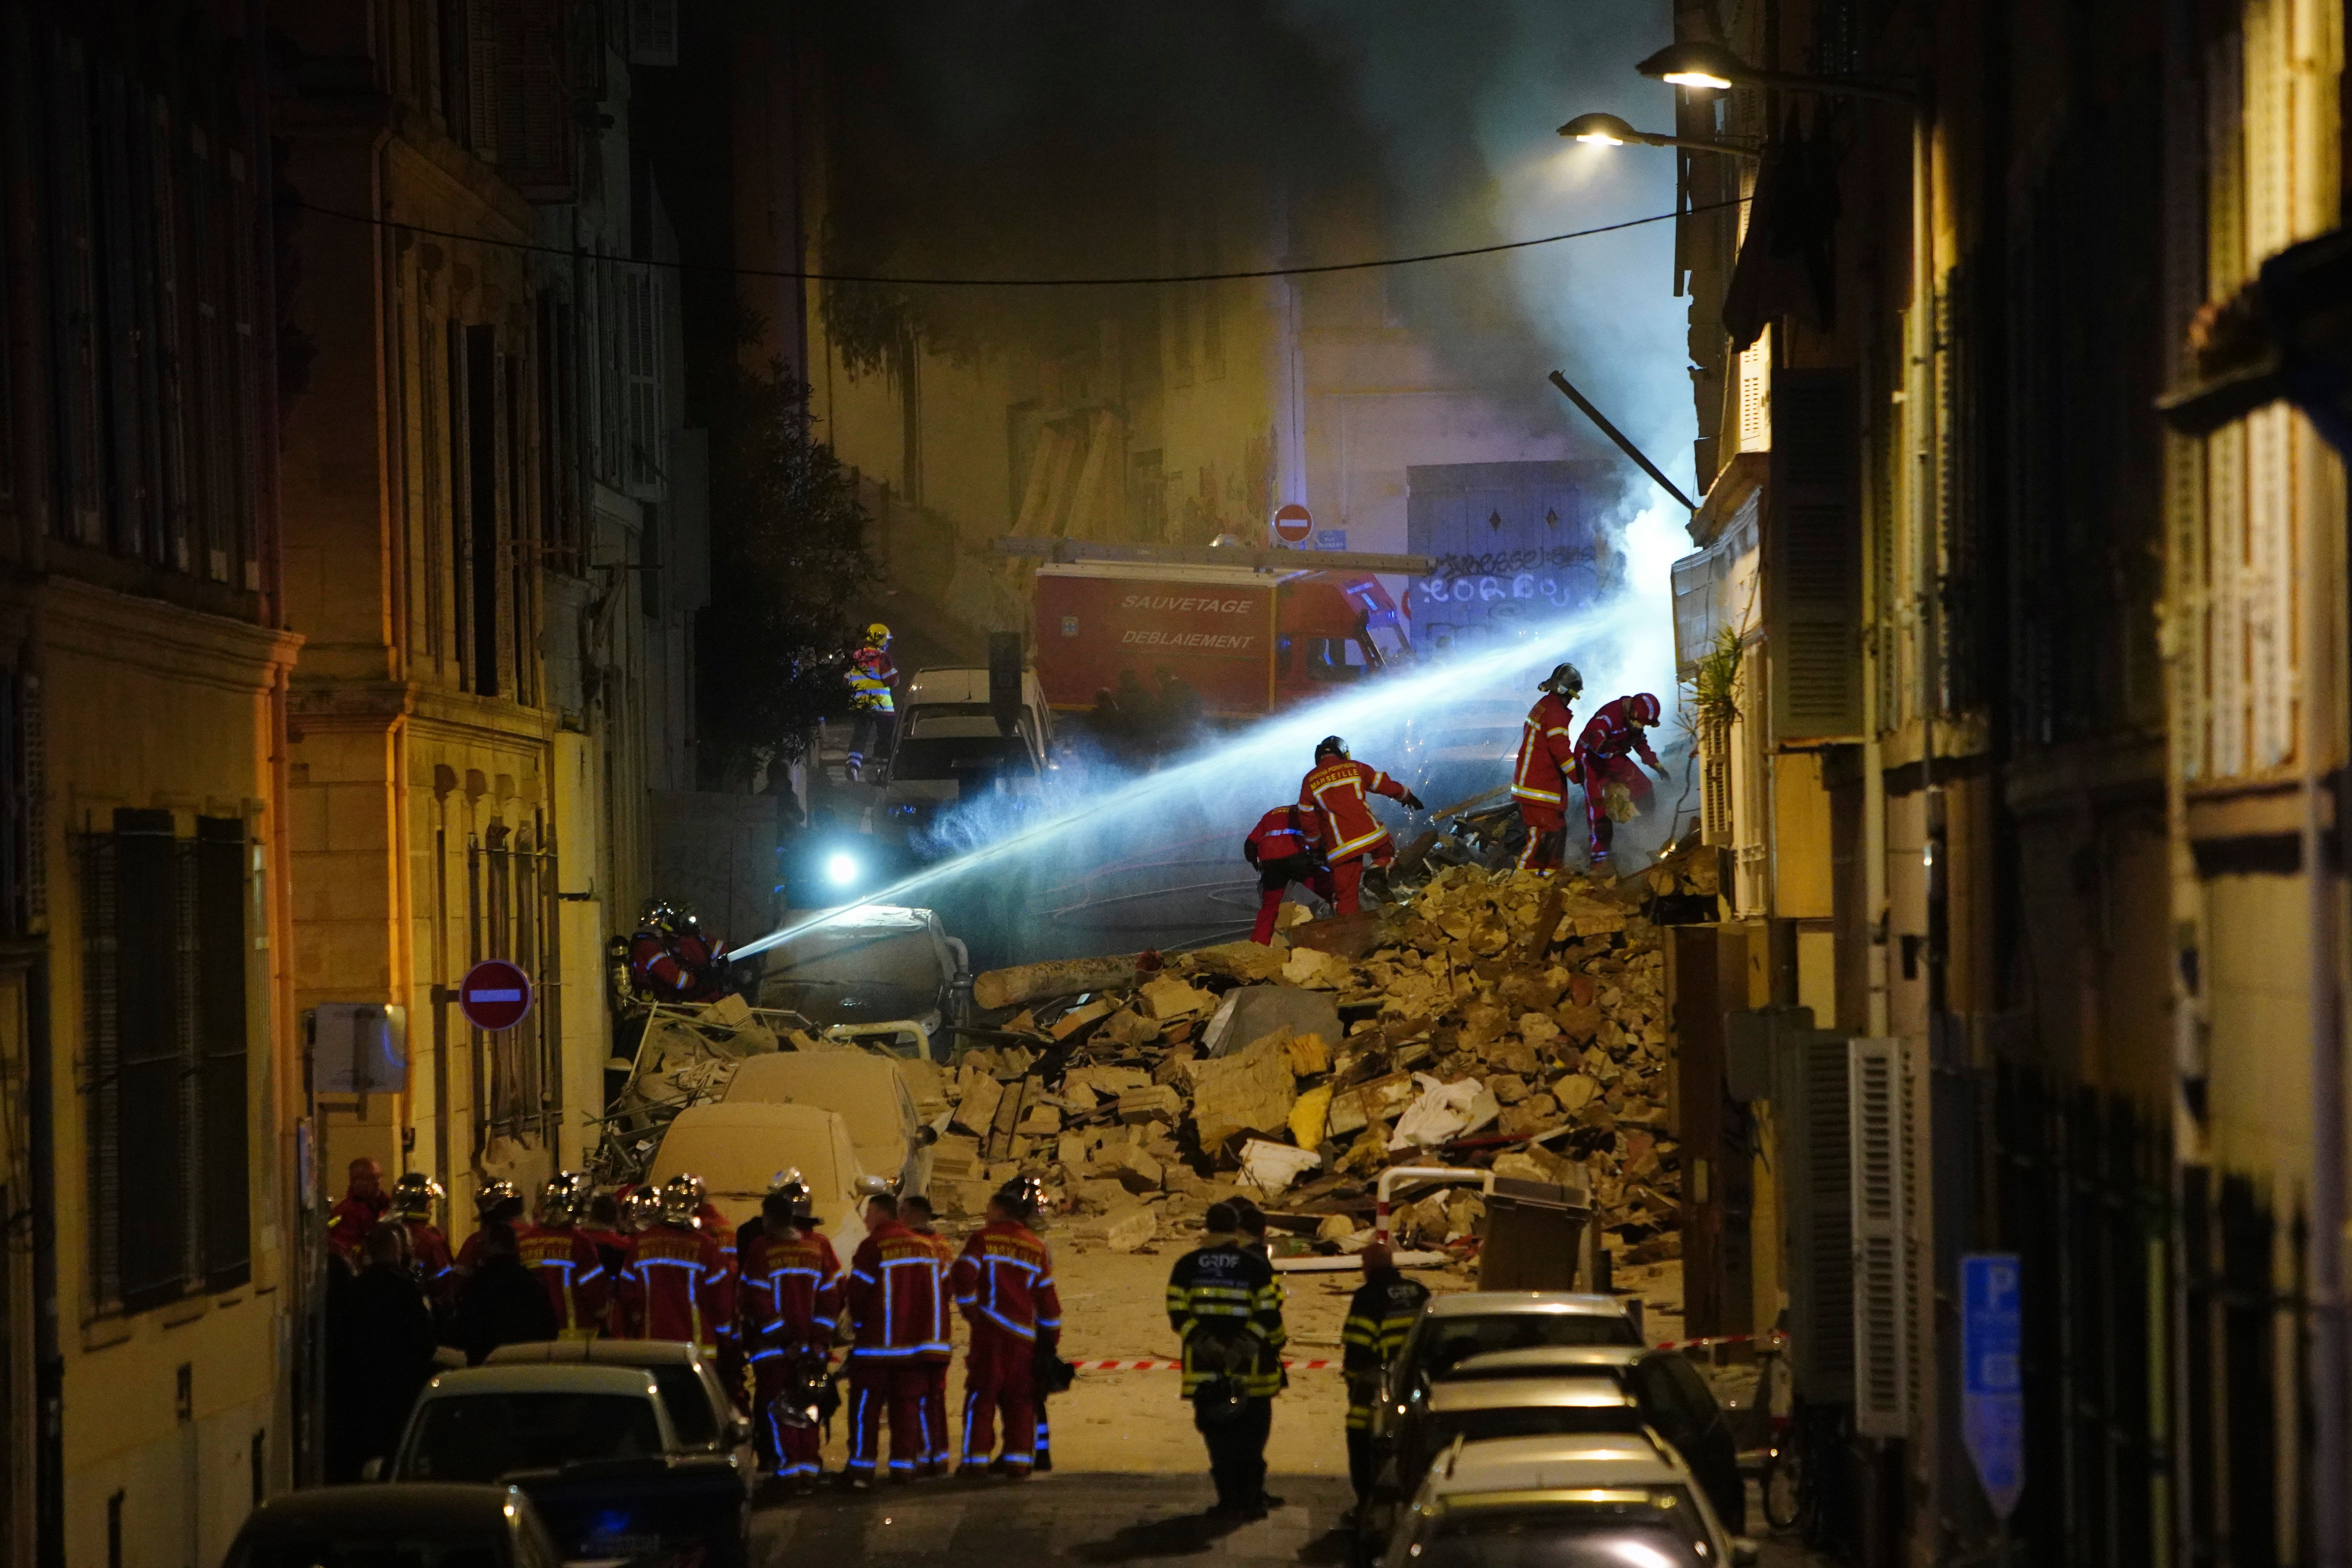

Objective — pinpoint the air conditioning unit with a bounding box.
[1769,1032,1916,1437]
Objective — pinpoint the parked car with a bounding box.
[222,1483,562,1568]
[484,1338,754,1475]
[1375,1431,1753,1568]
[724,1047,936,1194]
[377,1362,749,1568]
[1366,1345,1745,1543]
[649,1100,876,1251]
[754,903,971,1043]
[1377,1292,1643,1424]
[879,665,1056,844]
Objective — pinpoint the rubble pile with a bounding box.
[937,849,1720,1268]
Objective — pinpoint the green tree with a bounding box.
[697,365,877,784]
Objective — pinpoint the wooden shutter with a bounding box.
[1767,368,1863,742]
[195,818,249,1289]
[492,0,573,199]
[624,266,661,497]
[1848,1035,1910,1436]
[627,0,678,66]
[1772,1030,1855,1403]
[112,808,186,1310]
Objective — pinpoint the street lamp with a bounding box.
[1556,112,1760,159]
[1635,40,1921,109]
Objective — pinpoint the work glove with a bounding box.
[1401,792,1426,811]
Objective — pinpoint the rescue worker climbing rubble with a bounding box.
[617,1174,733,1352]
[843,1187,942,1487]
[1242,802,1333,943]
[844,623,898,781]
[738,1173,842,1487]
[1575,692,1670,865]
[1166,1201,1288,1520]
[1511,663,1584,874]
[517,1172,607,1338]
[1342,1243,1430,1509]
[951,1177,1061,1479]
[1299,737,1423,916]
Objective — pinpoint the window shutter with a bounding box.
[467,0,500,161]
[624,266,661,497]
[491,0,574,199]
[1849,1035,1911,1436]
[111,808,186,1311]
[627,0,678,66]
[1772,1030,1855,1403]
[1767,368,1863,742]
[195,817,249,1289]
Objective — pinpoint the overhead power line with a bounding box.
[276,195,1746,288]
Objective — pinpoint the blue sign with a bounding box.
[1314,528,1348,551]
[1960,1253,2024,1519]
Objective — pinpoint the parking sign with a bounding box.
[1961,1253,2025,1519]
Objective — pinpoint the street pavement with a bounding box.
[750,1471,1837,1568]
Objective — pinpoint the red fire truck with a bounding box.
[1024,548,1421,720]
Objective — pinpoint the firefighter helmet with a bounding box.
[539,1171,591,1225]
[475,1179,522,1221]
[1314,735,1349,761]
[765,1169,817,1224]
[658,1173,706,1227]
[1541,662,1584,699]
[389,1171,444,1221]
[1627,692,1662,726]
[620,1186,660,1231]
[642,898,681,936]
[994,1175,1045,1222]
[864,623,891,645]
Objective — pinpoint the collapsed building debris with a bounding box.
[943,849,1720,1271]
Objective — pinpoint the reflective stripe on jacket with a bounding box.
[1300,760,1408,861]
[951,1220,1062,1343]
[517,1225,609,1332]
[1511,693,1581,804]
[1341,1270,1431,1428]
[618,1225,733,1348]
[1166,1236,1286,1397]
[845,1219,945,1360]
[739,1226,843,1354]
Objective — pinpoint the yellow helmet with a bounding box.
[865,623,891,644]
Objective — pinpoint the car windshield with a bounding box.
[1420,1314,1642,1374]
[648,1364,718,1447]
[1428,1405,1646,1449]
[236,1538,505,1568]
[1403,1493,1711,1568]
[398,1393,665,1482]
[891,734,1036,782]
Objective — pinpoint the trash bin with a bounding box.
[1476,1175,1592,1290]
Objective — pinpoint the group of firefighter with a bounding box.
[1241,663,1667,940]
[326,1157,1068,1491]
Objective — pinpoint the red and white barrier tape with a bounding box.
[1064,1357,1342,1371]
[1649,1330,1789,1352]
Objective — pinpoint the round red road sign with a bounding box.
[458,959,533,1032]
[1272,502,1313,543]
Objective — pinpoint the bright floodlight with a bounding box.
[1636,41,1746,91]
[825,852,859,886]
[1558,113,1637,145]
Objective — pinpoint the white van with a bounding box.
[878,665,1054,839]
[723,1049,935,1196]
[648,1101,873,1253]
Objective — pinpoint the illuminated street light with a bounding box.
[1557,111,1760,159]
[1635,40,1921,110]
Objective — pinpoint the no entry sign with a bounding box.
[1271,502,1312,544]
[459,959,533,1032]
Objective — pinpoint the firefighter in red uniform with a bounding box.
[1512,664,1585,874]
[1298,737,1424,915]
[900,1195,959,1475]
[326,1157,388,1264]
[739,1174,842,1486]
[843,1189,943,1486]
[455,1181,529,1275]
[617,1175,734,1350]
[627,901,733,1004]
[388,1172,457,1307]
[1242,804,1334,944]
[517,1173,608,1337]
[951,1178,1063,1479]
[1575,692,1669,865]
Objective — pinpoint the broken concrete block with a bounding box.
[1189,1033,1298,1151]
[1018,1105,1064,1136]
[1203,984,1345,1058]
[1327,1072,1415,1136]
[951,1072,1005,1136]
[1490,1074,1531,1105]
[1106,1207,1159,1252]
[1100,1008,1162,1049]
[1280,946,1356,990]
[1067,1064,1152,1098]
[1554,1073,1600,1112]
[1117,1084,1185,1124]
[1139,976,1214,1019]
[1051,997,1119,1040]
[1317,1214,1361,1243]
[1099,1142,1164,1193]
